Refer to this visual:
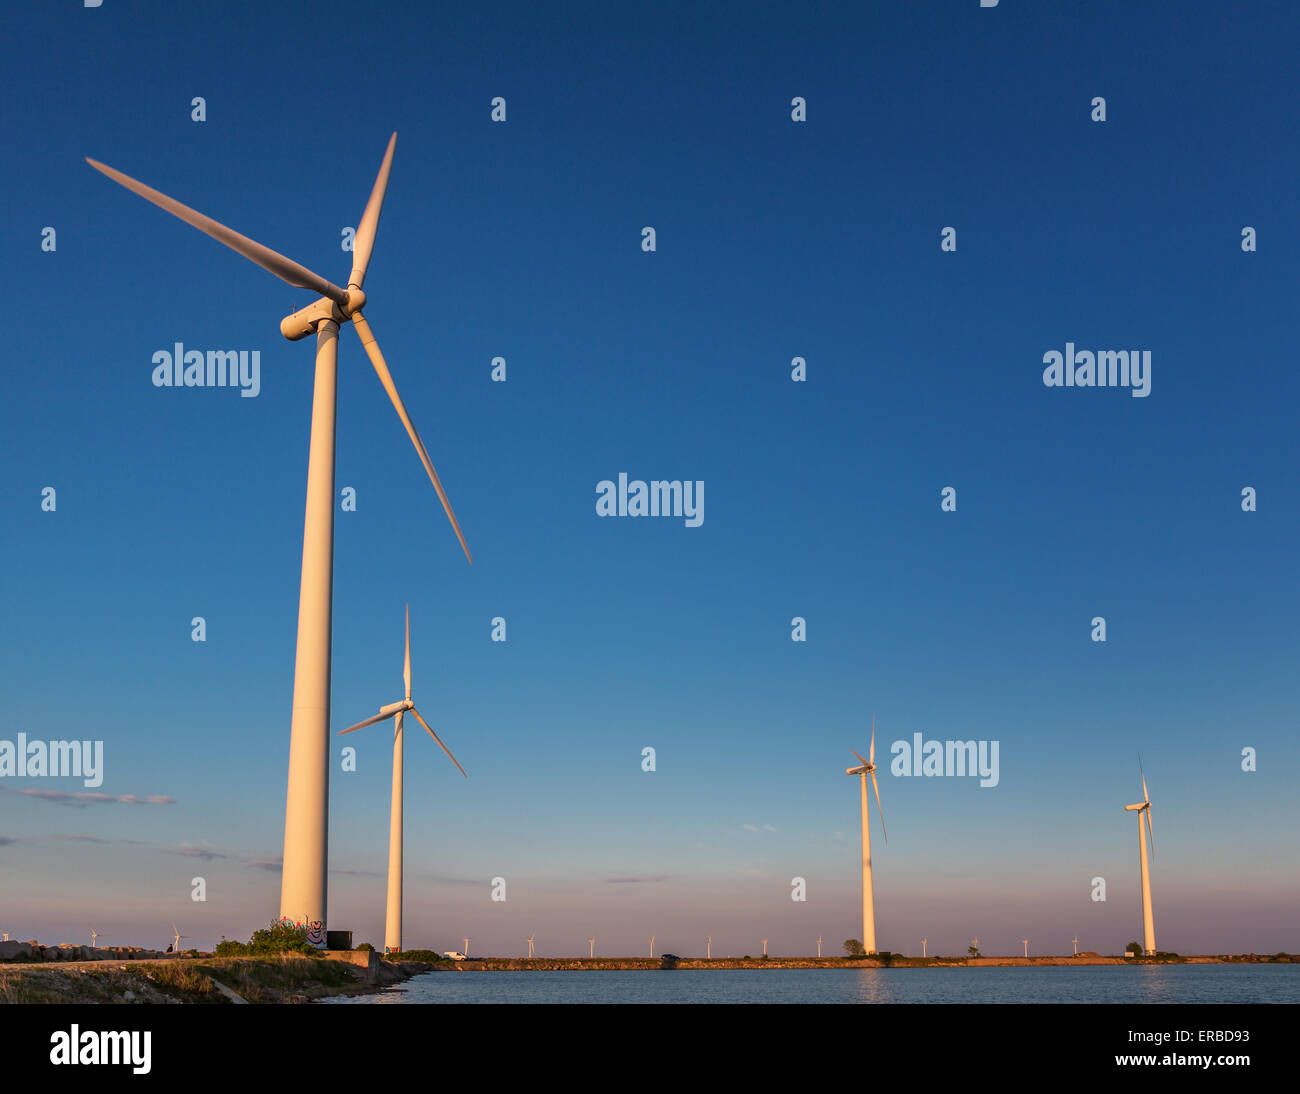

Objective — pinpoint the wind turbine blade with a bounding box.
[349,132,396,290]
[1145,807,1154,864]
[870,713,875,766]
[1140,761,1149,805]
[849,749,868,767]
[350,312,472,564]
[403,604,411,701]
[338,710,395,735]
[870,769,887,842]
[85,157,349,305]
[410,707,467,777]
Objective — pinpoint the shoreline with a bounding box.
[0,953,434,1004]
[416,953,1294,971]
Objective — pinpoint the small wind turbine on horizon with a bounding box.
[526,935,535,959]
[89,927,101,948]
[707,936,712,959]
[87,132,474,944]
[1022,938,1029,958]
[1125,759,1157,955]
[846,715,887,954]
[337,605,466,954]
[1073,936,1079,956]
[171,924,189,953]
[921,937,927,958]
[587,937,595,958]
[761,938,768,958]
[649,936,655,959]
[463,938,470,959]
[816,935,823,959]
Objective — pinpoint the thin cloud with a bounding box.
[742,824,759,832]
[606,876,668,884]
[1,787,176,807]
[170,845,226,861]
[250,859,282,873]
[0,836,17,846]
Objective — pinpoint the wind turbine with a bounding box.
[761,938,768,958]
[1073,936,1079,956]
[921,937,927,958]
[1022,938,1029,958]
[337,605,466,954]
[171,924,189,953]
[1124,760,1157,956]
[463,938,470,959]
[526,935,535,959]
[649,936,655,959]
[707,936,712,959]
[587,937,596,958]
[87,133,473,945]
[846,714,887,954]
[89,927,101,948]
[2,932,9,942]
[816,935,823,959]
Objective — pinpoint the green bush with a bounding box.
[356,942,375,953]
[216,920,317,958]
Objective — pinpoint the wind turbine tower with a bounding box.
[526,935,535,959]
[1124,761,1157,955]
[337,605,466,954]
[87,133,473,946]
[845,715,888,954]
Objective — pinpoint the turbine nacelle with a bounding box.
[1125,802,1149,812]
[280,289,369,341]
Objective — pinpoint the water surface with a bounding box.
[326,965,1300,1004]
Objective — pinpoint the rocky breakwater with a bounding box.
[0,940,168,963]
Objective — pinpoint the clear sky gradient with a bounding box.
[2,1,1297,958]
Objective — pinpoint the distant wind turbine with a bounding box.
[89,927,101,948]
[921,937,927,958]
[337,605,467,954]
[587,937,595,958]
[846,714,888,954]
[1022,938,1029,958]
[463,938,470,959]
[816,935,823,959]
[707,936,712,959]
[87,132,474,944]
[526,935,535,959]
[761,938,768,957]
[1124,759,1157,955]
[1073,936,1079,956]
[171,924,189,953]
[649,936,655,959]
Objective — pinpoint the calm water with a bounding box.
[326,965,1300,1004]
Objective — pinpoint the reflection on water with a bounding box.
[324,965,1299,1005]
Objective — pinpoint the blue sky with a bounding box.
[1,1,1297,958]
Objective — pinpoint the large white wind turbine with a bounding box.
[1124,761,1157,956]
[88,133,472,945]
[526,935,535,959]
[89,927,101,948]
[171,924,189,953]
[845,715,887,954]
[338,605,466,955]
